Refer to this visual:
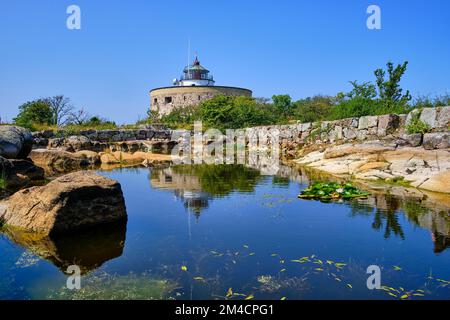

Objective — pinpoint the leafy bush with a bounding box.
[406,112,431,134]
[293,96,334,123]
[159,105,201,130]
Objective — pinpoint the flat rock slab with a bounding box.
[0,171,127,235]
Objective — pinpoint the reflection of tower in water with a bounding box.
[150,167,211,220]
[174,189,210,220]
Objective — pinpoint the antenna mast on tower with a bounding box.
[187,38,191,78]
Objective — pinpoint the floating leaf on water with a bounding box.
[233,293,246,297]
[437,279,450,284]
[314,259,323,265]
[226,288,233,298]
[249,252,255,256]
[393,266,402,271]
[271,253,279,257]
[416,289,425,293]
[315,268,324,272]
[181,266,188,271]
[335,263,347,268]
[210,250,223,257]
[243,245,249,249]
[386,286,396,292]
[281,297,287,300]
[399,287,405,291]
[193,277,204,281]
[326,260,334,265]
[346,284,353,289]
[300,256,310,261]
[388,292,397,298]
[280,269,286,272]
[280,260,285,264]
[413,293,424,297]
[245,294,254,300]
[400,294,409,299]
[335,278,341,282]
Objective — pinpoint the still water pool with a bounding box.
[1,164,450,300]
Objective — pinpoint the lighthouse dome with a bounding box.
[178,56,215,86]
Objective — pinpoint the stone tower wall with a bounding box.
[150,86,252,116]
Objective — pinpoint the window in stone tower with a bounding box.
[165,96,172,104]
[153,98,157,104]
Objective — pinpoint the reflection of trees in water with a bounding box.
[151,165,262,218]
[371,209,405,240]
[171,164,262,197]
[349,196,405,239]
[271,176,290,187]
[151,164,450,252]
[348,194,450,252]
[432,233,450,254]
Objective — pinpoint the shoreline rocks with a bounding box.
[0,171,127,235]
[0,156,45,190]
[0,126,33,159]
[294,141,450,194]
[99,151,173,165]
[29,149,100,171]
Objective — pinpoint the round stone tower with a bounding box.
[150,56,252,116]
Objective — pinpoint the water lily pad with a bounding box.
[299,182,370,201]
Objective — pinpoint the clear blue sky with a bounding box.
[1,0,449,124]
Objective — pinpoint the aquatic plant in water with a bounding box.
[299,182,370,201]
[46,271,179,300]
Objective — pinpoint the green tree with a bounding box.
[198,95,276,131]
[329,81,381,119]
[293,96,334,123]
[200,95,236,130]
[272,94,293,118]
[347,81,377,100]
[14,99,53,129]
[374,61,411,110]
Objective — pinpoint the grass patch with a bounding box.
[0,177,6,189]
[382,176,412,188]
[0,168,7,189]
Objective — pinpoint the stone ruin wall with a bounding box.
[245,106,450,155]
[32,107,450,155]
